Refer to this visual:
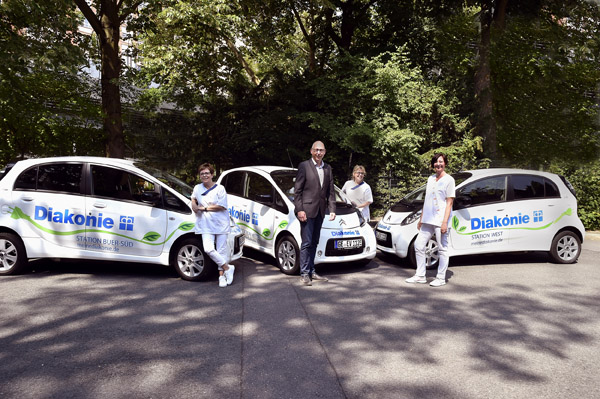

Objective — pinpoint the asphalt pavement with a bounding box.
[1,235,600,399]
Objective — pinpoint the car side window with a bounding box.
[512,175,545,200]
[163,187,191,214]
[15,163,83,194]
[91,165,158,204]
[545,178,560,198]
[457,176,506,207]
[14,167,38,190]
[222,171,245,197]
[247,173,274,204]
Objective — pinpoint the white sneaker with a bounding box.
[225,265,235,285]
[405,275,427,284]
[429,278,446,287]
[219,275,227,288]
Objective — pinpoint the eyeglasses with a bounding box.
[313,148,325,153]
[199,172,211,176]
[355,172,365,176]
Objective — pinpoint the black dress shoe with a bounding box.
[311,272,328,282]
[301,275,312,286]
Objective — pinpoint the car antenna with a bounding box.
[286,148,294,168]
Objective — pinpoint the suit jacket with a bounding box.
[294,159,336,218]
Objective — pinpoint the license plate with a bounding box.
[335,239,363,249]
[375,231,387,241]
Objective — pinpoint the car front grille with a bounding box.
[375,229,392,248]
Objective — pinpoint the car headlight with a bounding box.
[401,210,421,226]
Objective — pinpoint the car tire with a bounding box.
[171,237,214,281]
[549,231,581,264]
[408,236,439,269]
[276,235,300,275]
[0,232,29,275]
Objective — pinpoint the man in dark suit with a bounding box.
[294,141,336,286]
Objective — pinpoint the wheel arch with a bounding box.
[272,230,296,256]
[169,232,203,260]
[554,226,584,244]
[0,227,28,259]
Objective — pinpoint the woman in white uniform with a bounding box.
[341,165,373,222]
[191,163,234,288]
[405,153,455,287]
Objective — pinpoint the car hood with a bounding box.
[322,202,363,230]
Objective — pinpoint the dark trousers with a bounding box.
[299,212,324,277]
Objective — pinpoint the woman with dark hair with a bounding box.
[405,153,455,287]
[191,163,234,287]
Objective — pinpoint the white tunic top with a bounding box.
[341,180,373,221]
[191,183,230,234]
[421,174,455,227]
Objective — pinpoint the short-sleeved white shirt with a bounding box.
[421,174,455,227]
[191,183,230,234]
[341,180,374,221]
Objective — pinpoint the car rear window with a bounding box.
[14,163,83,194]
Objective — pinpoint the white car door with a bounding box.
[507,174,566,251]
[450,175,511,254]
[244,172,285,252]
[86,164,167,257]
[10,162,86,252]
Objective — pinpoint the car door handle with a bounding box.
[93,202,107,208]
[496,209,504,211]
[169,216,176,221]
[21,196,34,202]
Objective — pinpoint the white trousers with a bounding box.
[202,233,229,270]
[415,223,449,280]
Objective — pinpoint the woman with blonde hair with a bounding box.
[341,165,373,222]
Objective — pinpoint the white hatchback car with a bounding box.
[375,169,585,266]
[218,166,376,274]
[0,157,244,281]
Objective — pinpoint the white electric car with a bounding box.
[218,166,376,274]
[0,157,244,281]
[375,169,585,266]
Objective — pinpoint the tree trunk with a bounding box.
[474,0,498,163]
[75,0,125,158]
[100,1,124,158]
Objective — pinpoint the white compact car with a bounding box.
[218,166,376,274]
[0,157,244,281]
[375,169,585,266]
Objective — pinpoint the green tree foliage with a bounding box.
[435,1,600,167]
[0,0,102,164]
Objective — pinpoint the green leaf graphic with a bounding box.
[459,226,466,232]
[278,220,289,229]
[262,228,271,238]
[452,216,459,230]
[178,222,194,231]
[143,231,161,242]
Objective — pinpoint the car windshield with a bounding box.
[399,172,472,205]
[270,170,345,202]
[135,163,194,199]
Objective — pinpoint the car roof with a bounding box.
[10,156,136,168]
[458,168,560,180]
[223,165,297,174]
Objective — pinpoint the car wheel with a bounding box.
[171,237,214,281]
[276,236,300,275]
[549,231,581,264]
[409,237,439,269]
[0,232,29,275]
